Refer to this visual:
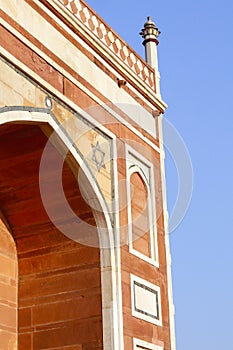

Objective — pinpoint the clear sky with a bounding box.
[87,0,233,349]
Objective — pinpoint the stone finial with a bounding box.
[140,16,160,45]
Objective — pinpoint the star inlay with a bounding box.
[91,141,106,172]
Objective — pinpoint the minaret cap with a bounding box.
[140,16,161,45]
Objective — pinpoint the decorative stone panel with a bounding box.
[131,274,162,326]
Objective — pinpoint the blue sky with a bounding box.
[87,1,233,349]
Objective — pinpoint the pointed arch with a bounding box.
[129,166,153,259]
[126,145,159,267]
[0,109,121,350]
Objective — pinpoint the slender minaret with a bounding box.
[140,16,161,96]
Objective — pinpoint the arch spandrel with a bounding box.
[0,57,115,225]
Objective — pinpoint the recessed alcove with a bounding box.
[0,123,103,350]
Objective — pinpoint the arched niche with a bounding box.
[0,110,119,350]
[129,166,152,259]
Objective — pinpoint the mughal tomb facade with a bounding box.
[0,1,176,349]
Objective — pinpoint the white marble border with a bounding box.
[158,115,176,349]
[131,274,162,326]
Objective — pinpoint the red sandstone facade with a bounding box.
[0,1,176,349]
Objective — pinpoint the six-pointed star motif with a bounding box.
[91,141,106,172]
